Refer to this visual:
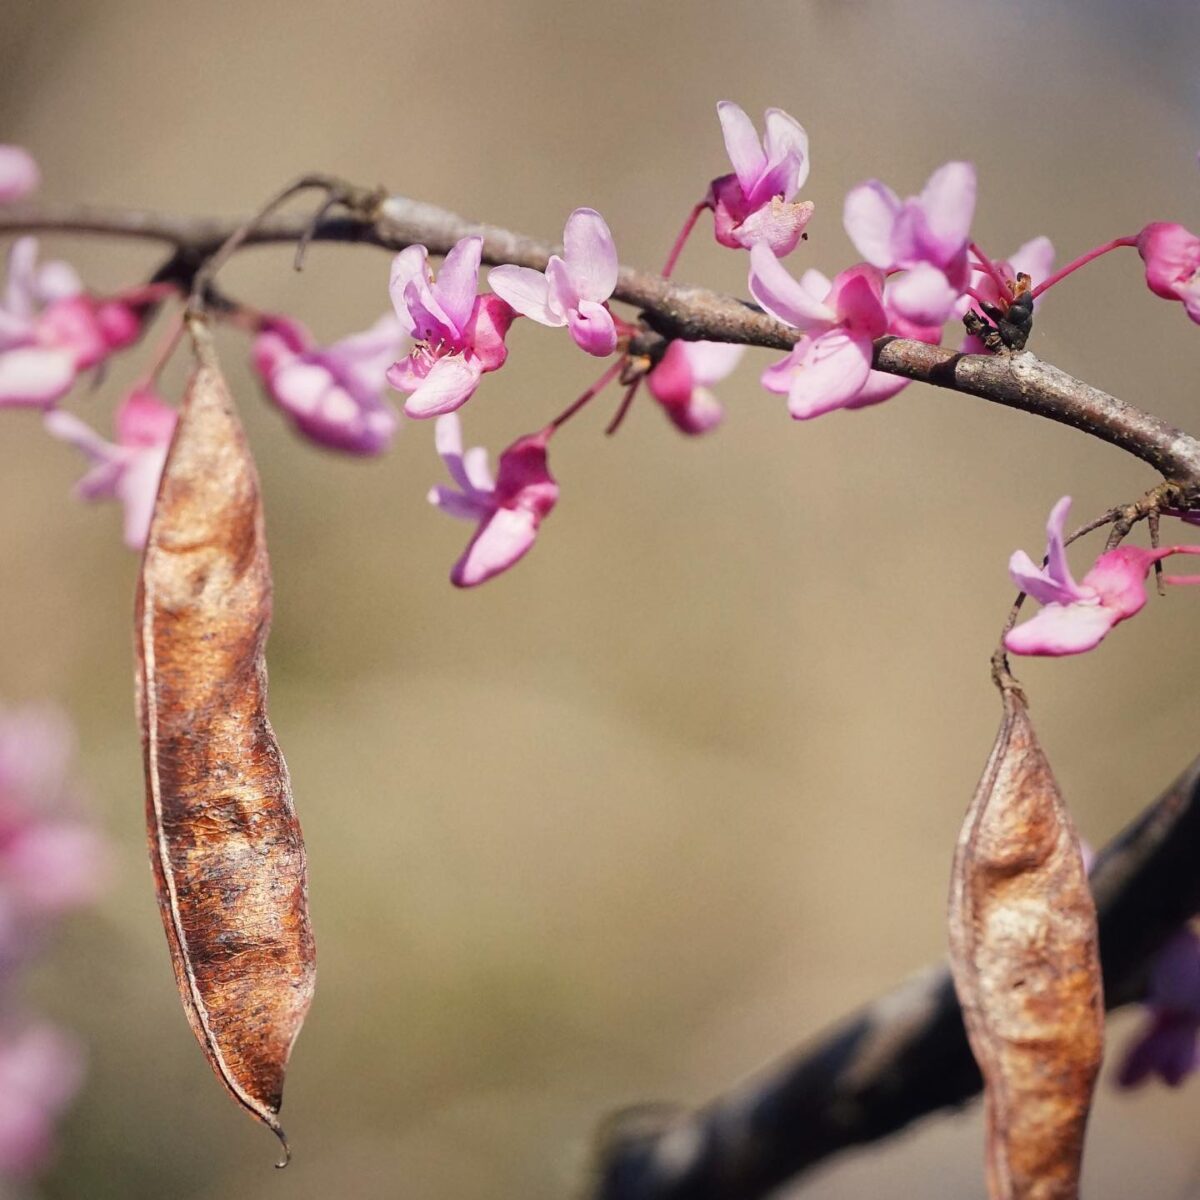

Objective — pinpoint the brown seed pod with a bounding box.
[948,687,1104,1200]
[135,320,315,1165]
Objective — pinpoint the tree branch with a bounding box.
[3,195,1200,482]
[586,752,1200,1200]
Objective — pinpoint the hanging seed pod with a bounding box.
[135,319,315,1164]
[948,687,1103,1200]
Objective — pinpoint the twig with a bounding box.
[587,752,1200,1200]
[3,197,1200,483]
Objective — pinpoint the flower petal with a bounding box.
[888,263,961,325]
[1004,601,1117,656]
[780,328,873,420]
[918,161,976,256]
[0,146,39,203]
[563,208,618,302]
[716,101,766,196]
[748,243,834,330]
[843,181,902,268]
[1009,236,1056,287]
[566,300,617,357]
[0,347,76,408]
[433,236,483,336]
[452,507,539,587]
[401,353,482,418]
[487,265,560,325]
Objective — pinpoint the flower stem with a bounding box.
[969,242,1009,296]
[1031,236,1139,300]
[662,202,708,279]
[605,378,642,436]
[547,359,623,432]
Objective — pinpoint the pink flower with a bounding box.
[962,236,1055,353]
[0,148,39,204]
[0,238,141,408]
[43,387,177,549]
[488,208,620,357]
[748,244,889,419]
[0,1023,84,1177]
[0,703,109,939]
[843,162,976,325]
[645,340,744,435]
[1118,926,1200,1089]
[252,312,405,454]
[386,236,514,418]
[1005,496,1200,656]
[1137,222,1200,324]
[427,413,558,587]
[705,102,814,257]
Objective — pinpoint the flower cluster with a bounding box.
[0,702,110,1179]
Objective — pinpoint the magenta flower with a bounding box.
[1118,926,1200,1089]
[0,238,141,408]
[386,236,514,418]
[1005,496,1200,656]
[843,162,976,325]
[0,1023,84,1177]
[488,208,620,357]
[1136,222,1200,324]
[705,101,813,257]
[645,339,744,435]
[428,413,558,587]
[43,387,177,549]
[962,236,1055,354]
[0,147,39,204]
[748,244,889,419]
[253,312,405,455]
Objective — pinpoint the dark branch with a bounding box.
[3,194,1200,483]
[585,753,1200,1200]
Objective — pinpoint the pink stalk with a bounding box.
[969,241,1009,296]
[605,378,641,436]
[661,202,708,279]
[1031,235,1139,299]
[548,359,623,431]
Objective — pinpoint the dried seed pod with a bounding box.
[948,688,1103,1200]
[135,321,315,1163]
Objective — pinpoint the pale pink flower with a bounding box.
[386,236,514,418]
[705,102,813,257]
[488,208,620,357]
[1118,926,1200,1089]
[645,340,744,435]
[428,413,558,587]
[43,387,177,549]
[844,162,976,325]
[253,312,405,454]
[0,148,39,204]
[748,244,889,419]
[0,1023,84,1177]
[1005,496,1200,656]
[1137,222,1200,324]
[0,238,140,408]
[961,236,1055,354]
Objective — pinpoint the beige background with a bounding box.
[1,0,1198,1196]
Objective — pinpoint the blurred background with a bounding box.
[1,0,1199,1195]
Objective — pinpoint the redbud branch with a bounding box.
[588,750,1200,1200]
[2,198,1199,484]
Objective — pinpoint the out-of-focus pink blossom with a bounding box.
[748,244,888,419]
[0,148,39,204]
[0,1023,84,1177]
[1137,222,1200,325]
[489,208,620,357]
[253,313,405,454]
[428,413,558,587]
[1118,926,1200,1089]
[43,387,177,549]
[844,162,976,325]
[1005,496,1200,656]
[0,238,141,408]
[705,102,813,257]
[961,236,1055,354]
[645,340,743,435]
[386,236,514,418]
